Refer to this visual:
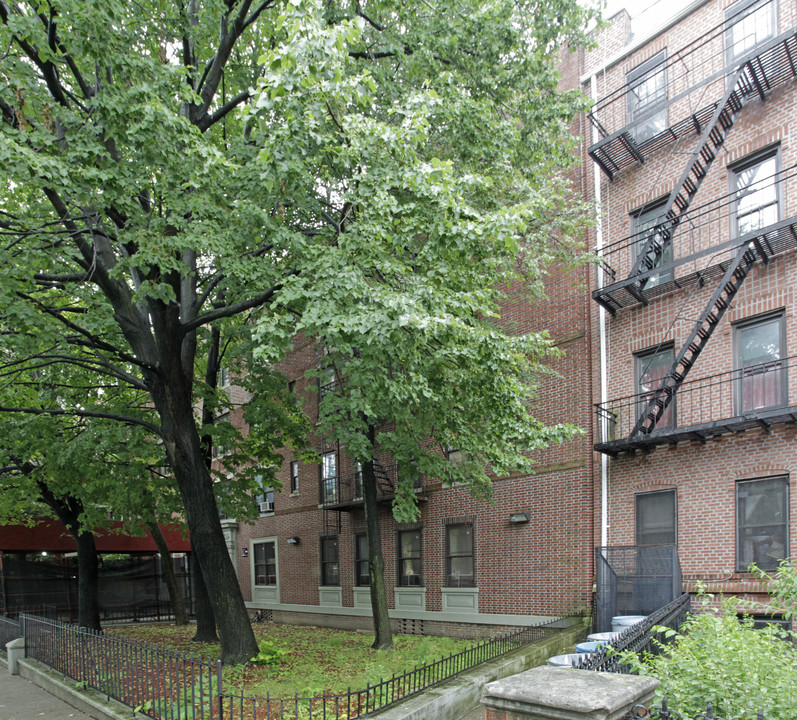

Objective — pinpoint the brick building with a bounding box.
[231,0,797,636]
[573,0,797,620]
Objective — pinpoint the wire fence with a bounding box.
[10,613,563,720]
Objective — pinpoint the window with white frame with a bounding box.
[398,529,422,586]
[734,312,786,413]
[355,533,369,586]
[725,0,776,66]
[731,149,780,237]
[254,475,275,514]
[635,490,677,546]
[320,451,337,504]
[290,460,299,494]
[253,541,277,585]
[354,461,363,500]
[631,198,673,288]
[736,476,789,571]
[211,412,230,458]
[445,523,475,587]
[635,344,676,429]
[320,535,340,585]
[626,50,668,144]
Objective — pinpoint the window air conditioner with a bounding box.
[259,501,274,513]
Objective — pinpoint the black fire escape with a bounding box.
[590,7,797,456]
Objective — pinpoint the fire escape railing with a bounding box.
[595,354,797,455]
[588,0,797,179]
[320,461,403,508]
[593,163,797,313]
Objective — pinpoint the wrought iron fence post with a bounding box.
[216,658,223,720]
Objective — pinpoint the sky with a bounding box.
[604,0,698,37]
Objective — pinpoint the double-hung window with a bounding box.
[626,50,668,144]
[290,460,299,494]
[253,541,277,586]
[398,529,422,586]
[354,461,363,500]
[445,524,475,587]
[631,199,673,288]
[725,0,776,67]
[736,476,789,571]
[355,533,369,586]
[731,150,780,237]
[635,345,676,430]
[734,313,786,413]
[320,451,338,504]
[635,490,677,546]
[320,535,340,585]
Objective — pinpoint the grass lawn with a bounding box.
[111,622,472,699]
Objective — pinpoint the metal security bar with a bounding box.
[595,355,797,455]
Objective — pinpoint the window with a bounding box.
[445,524,474,587]
[354,461,363,500]
[290,460,299,494]
[219,367,231,388]
[731,150,780,237]
[211,412,230,458]
[254,476,275,513]
[626,50,668,144]
[320,535,340,585]
[635,345,676,429]
[253,541,277,585]
[736,476,788,571]
[631,199,673,288]
[725,0,776,66]
[635,490,677,545]
[355,533,369,586]
[735,313,786,413]
[288,380,296,394]
[398,529,422,586]
[320,451,338,504]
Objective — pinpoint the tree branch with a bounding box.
[0,405,161,435]
[197,90,251,131]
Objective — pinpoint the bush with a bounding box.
[250,639,290,667]
[618,590,797,720]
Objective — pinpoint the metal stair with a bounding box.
[630,240,761,436]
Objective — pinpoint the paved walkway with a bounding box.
[0,671,94,720]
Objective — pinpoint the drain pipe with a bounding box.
[591,74,609,549]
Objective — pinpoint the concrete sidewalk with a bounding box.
[0,670,94,720]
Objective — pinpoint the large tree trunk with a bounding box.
[362,426,393,650]
[190,540,219,643]
[155,384,256,663]
[146,520,189,626]
[36,485,101,631]
[73,529,101,630]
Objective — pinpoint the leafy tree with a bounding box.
[0,0,595,659]
[619,592,797,720]
[248,1,595,647]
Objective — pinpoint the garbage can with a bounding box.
[611,615,646,633]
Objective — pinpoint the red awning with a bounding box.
[0,519,191,553]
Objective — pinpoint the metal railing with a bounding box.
[0,615,21,651]
[630,698,766,719]
[595,355,797,446]
[589,0,790,145]
[320,462,404,507]
[16,613,564,719]
[575,592,691,673]
[595,164,797,292]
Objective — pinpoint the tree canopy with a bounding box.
[1,0,597,662]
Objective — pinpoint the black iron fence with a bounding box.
[0,615,21,650]
[13,613,563,719]
[575,592,691,673]
[629,697,765,719]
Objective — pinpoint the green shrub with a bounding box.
[250,639,290,667]
[617,591,797,720]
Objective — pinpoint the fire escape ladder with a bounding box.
[627,63,751,296]
[630,241,761,437]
